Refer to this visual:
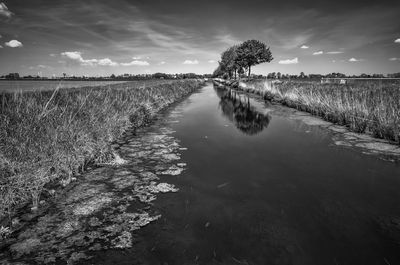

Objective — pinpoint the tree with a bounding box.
[235,40,273,77]
[238,67,245,77]
[220,45,242,79]
[212,65,223,78]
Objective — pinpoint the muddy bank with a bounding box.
[213,78,400,160]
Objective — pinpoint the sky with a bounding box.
[0,0,399,76]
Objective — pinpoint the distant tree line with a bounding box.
[0,73,212,81]
[213,39,273,79]
[263,72,400,80]
[233,72,400,80]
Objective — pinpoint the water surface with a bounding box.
[95,83,400,265]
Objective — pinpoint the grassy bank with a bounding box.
[0,79,204,221]
[219,79,400,144]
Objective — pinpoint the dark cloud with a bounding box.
[0,0,399,75]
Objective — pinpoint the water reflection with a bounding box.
[214,85,271,135]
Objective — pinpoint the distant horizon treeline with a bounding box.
[2,70,400,82]
[0,72,212,81]
[213,39,273,79]
[263,72,400,79]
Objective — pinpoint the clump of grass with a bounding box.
[247,80,400,144]
[0,79,203,221]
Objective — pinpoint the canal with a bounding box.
[97,83,400,264]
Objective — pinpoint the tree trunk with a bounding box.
[234,70,237,79]
[248,65,251,78]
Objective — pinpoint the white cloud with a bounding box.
[300,45,309,49]
[62,51,83,61]
[132,56,141,60]
[98,58,118,66]
[208,60,216,63]
[158,61,166,65]
[49,53,56,57]
[349,58,363,62]
[0,34,2,38]
[327,51,344,54]
[61,51,119,66]
[121,60,149,66]
[313,51,323,55]
[37,65,47,68]
[0,45,2,48]
[0,2,13,18]
[81,59,99,66]
[278,57,298,64]
[389,57,400,61]
[5,40,23,48]
[395,38,400,43]
[183,59,199,65]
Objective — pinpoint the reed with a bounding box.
[0,79,203,220]
[249,80,400,144]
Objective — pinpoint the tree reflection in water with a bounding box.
[214,85,271,135]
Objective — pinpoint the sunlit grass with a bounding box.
[0,79,203,220]
[250,80,400,144]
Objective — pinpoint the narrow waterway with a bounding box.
[3,83,400,265]
[94,83,400,265]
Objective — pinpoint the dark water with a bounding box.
[86,83,400,265]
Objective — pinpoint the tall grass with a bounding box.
[248,80,400,144]
[0,79,203,220]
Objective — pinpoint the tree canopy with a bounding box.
[220,45,240,79]
[213,39,273,79]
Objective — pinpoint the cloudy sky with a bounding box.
[0,0,399,76]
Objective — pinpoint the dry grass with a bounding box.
[247,80,400,144]
[0,79,203,220]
